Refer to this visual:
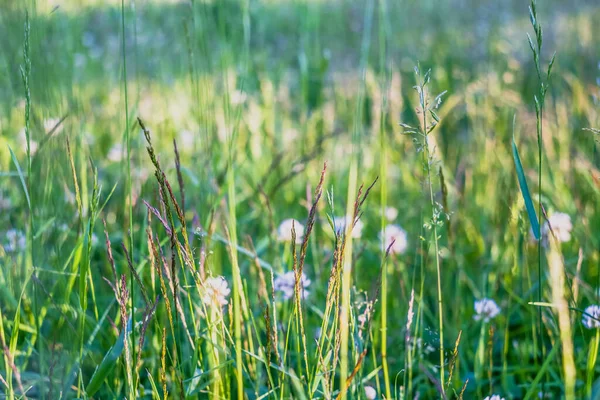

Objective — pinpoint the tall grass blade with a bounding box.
[512,134,540,239]
[85,318,130,396]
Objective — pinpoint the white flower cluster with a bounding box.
[5,229,26,253]
[542,212,573,243]
[201,276,230,308]
[384,206,398,221]
[363,386,377,400]
[273,271,311,300]
[473,298,501,322]
[333,215,363,238]
[380,224,408,254]
[583,305,600,329]
[277,219,305,244]
[483,395,505,400]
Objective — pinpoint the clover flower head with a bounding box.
[474,298,501,322]
[277,219,305,244]
[583,305,600,329]
[202,276,230,307]
[380,224,408,254]
[5,229,26,253]
[483,395,505,400]
[333,215,363,239]
[273,271,311,300]
[364,386,377,400]
[384,207,398,221]
[542,212,572,243]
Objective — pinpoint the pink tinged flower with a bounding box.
[380,224,408,254]
[364,386,377,400]
[473,298,501,322]
[582,305,600,329]
[277,219,305,244]
[542,212,572,243]
[333,216,363,239]
[202,276,230,307]
[384,206,398,221]
[107,143,124,163]
[273,271,311,300]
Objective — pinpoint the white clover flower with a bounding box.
[107,143,124,163]
[483,395,505,400]
[384,206,398,221]
[179,129,196,149]
[277,219,304,244]
[380,224,408,254]
[364,385,377,400]
[5,230,26,253]
[473,298,501,322]
[273,271,311,300]
[202,276,230,307]
[333,215,363,239]
[582,305,600,329]
[357,312,367,325]
[542,212,572,243]
[18,127,38,155]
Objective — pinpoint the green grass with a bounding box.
[1,0,600,399]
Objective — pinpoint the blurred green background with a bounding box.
[1,0,600,398]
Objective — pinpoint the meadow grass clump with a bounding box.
[1,0,600,399]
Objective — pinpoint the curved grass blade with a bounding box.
[8,145,31,211]
[85,318,130,397]
[512,131,540,239]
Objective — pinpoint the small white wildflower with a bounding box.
[483,395,505,400]
[107,143,124,163]
[582,305,600,329]
[364,385,377,400]
[358,312,367,325]
[542,212,572,243]
[473,298,501,322]
[384,206,398,221]
[273,271,311,300]
[179,129,196,149]
[18,127,38,155]
[202,276,230,307]
[333,215,363,239]
[277,219,304,244]
[5,229,26,253]
[380,224,408,254]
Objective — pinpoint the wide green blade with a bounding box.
[8,145,31,211]
[85,318,130,396]
[512,135,540,239]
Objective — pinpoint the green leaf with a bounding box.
[8,146,31,211]
[85,318,130,397]
[512,129,540,239]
